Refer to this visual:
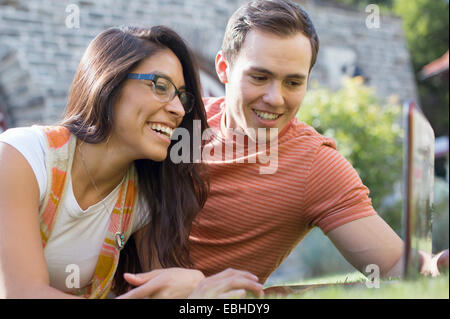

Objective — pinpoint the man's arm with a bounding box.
[327,215,448,278]
[327,215,405,278]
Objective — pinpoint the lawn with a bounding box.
[263,271,449,299]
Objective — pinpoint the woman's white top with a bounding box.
[0,126,150,292]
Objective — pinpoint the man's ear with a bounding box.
[215,51,229,84]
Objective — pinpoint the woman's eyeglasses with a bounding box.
[127,73,194,113]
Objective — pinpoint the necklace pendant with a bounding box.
[115,232,125,250]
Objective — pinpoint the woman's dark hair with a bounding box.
[60,25,209,295]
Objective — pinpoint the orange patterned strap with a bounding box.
[86,174,137,299]
[37,125,138,298]
[39,126,73,247]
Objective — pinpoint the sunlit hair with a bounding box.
[222,0,319,72]
[60,25,209,294]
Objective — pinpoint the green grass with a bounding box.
[286,271,368,285]
[263,271,449,299]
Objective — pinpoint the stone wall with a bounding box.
[1,0,418,128]
[0,0,243,127]
[302,0,418,103]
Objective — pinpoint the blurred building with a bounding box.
[0,0,418,129]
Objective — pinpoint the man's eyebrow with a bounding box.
[248,67,307,80]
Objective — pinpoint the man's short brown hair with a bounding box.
[222,0,319,72]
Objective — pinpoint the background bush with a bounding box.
[299,77,404,230]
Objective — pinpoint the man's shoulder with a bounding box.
[202,96,225,128]
[285,119,337,150]
[202,96,225,117]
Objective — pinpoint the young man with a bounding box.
[188,0,448,285]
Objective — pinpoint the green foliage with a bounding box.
[393,0,449,71]
[298,77,403,216]
[392,0,449,136]
[418,80,449,137]
[393,0,449,136]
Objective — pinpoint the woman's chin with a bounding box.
[149,150,169,162]
[136,148,168,162]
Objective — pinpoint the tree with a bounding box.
[393,0,449,71]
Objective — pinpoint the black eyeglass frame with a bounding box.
[127,73,194,113]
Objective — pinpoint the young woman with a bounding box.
[0,25,263,299]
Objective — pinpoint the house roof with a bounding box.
[419,50,449,80]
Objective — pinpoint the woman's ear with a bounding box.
[215,51,229,84]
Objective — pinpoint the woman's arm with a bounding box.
[119,225,204,298]
[125,226,263,299]
[118,268,263,299]
[0,142,80,298]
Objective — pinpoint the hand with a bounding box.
[188,268,264,299]
[116,268,205,299]
[434,249,449,274]
[419,249,449,276]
